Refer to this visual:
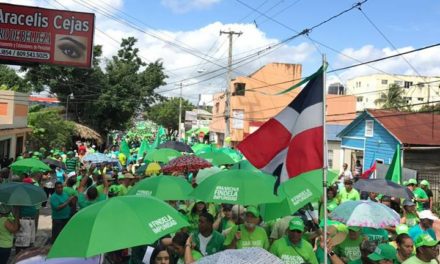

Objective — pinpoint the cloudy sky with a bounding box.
[3,0,440,103]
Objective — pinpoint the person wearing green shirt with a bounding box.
[335,226,365,264]
[270,216,318,264]
[77,171,108,210]
[337,179,360,204]
[118,172,135,196]
[395,233,414,263]
[171,231,203,264]
[401,200,419,228]
[402,234,439,264]
[191,212,224,256]
[213,204,235,236]
[224,206,269,250]
[50,181,74,243]
[406,179,428,212]
[368,243,397,264]
[0,204,19,264]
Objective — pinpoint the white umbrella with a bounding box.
[196,248,283,264]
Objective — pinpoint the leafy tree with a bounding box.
[0,65,31,92]
[419,103,440,113]
[23,37,167,135]
[28,108,75,150]
[145,97,194,136]
[374,84,407,110]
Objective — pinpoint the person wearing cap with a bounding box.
[213,204,235,235]
[191,212,224,256]
[402,234,439,264]
[0,204,19,263]
[336,179,360,204]
[270,217,318,264]
[406,179,428,212]
[393,233,414,263]
[368,243,397,264]
[401,200,419,228]
[419,181,433,211]
[408,210,437,242]
[118,172,135,196]
[335,226,365,264]
[224,206,269,250]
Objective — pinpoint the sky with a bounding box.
[3,0,440,103]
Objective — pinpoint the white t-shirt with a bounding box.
[198,233,213,256]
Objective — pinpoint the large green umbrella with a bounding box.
[128,175,193,200]
[191,169,280,205]
[215,147,242,162]
[145,148,182,163]
[260,169,338,221]
[0,182,47,206]
[10,158,51,174]
[198,152,235,166]
[192,143,211,153]
[48,196,189,258]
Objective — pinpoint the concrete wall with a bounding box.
[0,91,29,129]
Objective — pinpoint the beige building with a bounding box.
[346,74,440,111]
[210,63,357,147]
[0,91,31,159]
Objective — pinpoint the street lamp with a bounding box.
[65,93,74,120]
[175,83,183,140]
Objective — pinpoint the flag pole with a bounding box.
[322,54,329,264]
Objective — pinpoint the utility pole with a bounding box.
[220,30,242,146]
[178,82,183,141]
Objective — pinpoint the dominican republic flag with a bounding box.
[361,161,376,179]
[237,66,324,185]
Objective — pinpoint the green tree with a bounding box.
[419,103,440,113]
[374,84,407,110]
[28,108,75,150]
[0,65,31,92]
[145,97,194,136]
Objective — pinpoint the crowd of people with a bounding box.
[0,142,439,264]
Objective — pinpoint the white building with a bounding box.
[346,74,440,111]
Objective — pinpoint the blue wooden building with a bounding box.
[337,109,440,174]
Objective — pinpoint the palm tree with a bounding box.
[374,84,407,110]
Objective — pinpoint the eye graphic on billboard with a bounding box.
[0,3,95,68]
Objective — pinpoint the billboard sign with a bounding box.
[0,3,95,68]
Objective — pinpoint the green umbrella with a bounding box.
[191,143,211,153]
[128,175,193,200]
[48,196,189,258]
[198,152,235,166]
[260,169,338,221]
[0,182,47,206]
[196,167,222,185]
[230,160,258,171]
[215,147,242,162]
[10,158,51,174]
[191,169,280,205]
[145,148,182,163]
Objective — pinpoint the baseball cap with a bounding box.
[245,206,260,218]
[407,178,417,185]
[402,199,415,207]
[415,234,440,248]
[395,224,409,235]
[288,217,305,232]
[348,226,361,232]
[402,181,408,186]
[420,180,430,187]
[418,210,439,221]
[368,243,397,261]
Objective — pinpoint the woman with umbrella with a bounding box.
[0,204,19,263]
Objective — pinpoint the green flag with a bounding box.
[137,140,149,160]
[385,144,401,184]
[120,139,131,161]
[151,126,166,149]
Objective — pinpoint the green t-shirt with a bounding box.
[224,224,270,250]
[218,218,235,234]
[270,236,318,264]
[63,186,78,197]
[362,227,389,244]
[337,188,360,204]
[118,184,128,196]
[50,192,71,220]
[177,250,202,264]
[78,193,106,209]
[335,236,364,263]
[402,255,437,264]
[192,230,224,256]
[413,188,428,212]
[405,213,419,227]
[0,215,15,248]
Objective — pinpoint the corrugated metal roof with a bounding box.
[368,109,440,146]
[326,124,346,141]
